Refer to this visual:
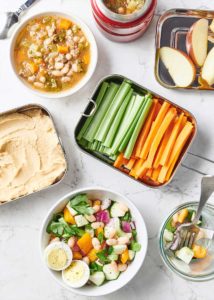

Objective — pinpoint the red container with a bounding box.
[91,0,157,42]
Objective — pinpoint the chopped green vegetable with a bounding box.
[121,211,132,222]
[97,232,104,244]
[131,242,141,252]
[89,262,103,274]
[96,249,110,264]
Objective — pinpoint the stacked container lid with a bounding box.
[91,0,157,42]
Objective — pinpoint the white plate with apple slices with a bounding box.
[155,9,214,90]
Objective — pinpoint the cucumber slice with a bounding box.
[74,215,88,227]
[163,229,174,242]
[113,245,127,255]
[175,247,194,264]
[105,217,132,239]
[108,254,118,261]
[103,263,120,280]
[89,271,105,286]
[110,203,128,217]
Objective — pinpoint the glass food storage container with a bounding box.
[90,0,157,42]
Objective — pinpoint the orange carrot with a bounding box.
[114,153,125,168]
[158,121,193,183]
[151,166,162,182]
[159,113,184,166]
[146,168,153,177]
[146,108,177,168]
[134,100,158,157]
[129,158,144,177]
[153,121,175,168]
[134,160,148,179]
[140,101,171,159]
[125,157,136,170]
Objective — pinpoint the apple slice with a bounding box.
[186,18,208,67]
[201,47,214,86]
[159,47,196,88]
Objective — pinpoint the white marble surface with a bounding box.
[1,0,214,299]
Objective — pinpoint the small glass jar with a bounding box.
[90,0,157,42]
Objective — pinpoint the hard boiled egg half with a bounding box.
[62,260,90,288]
[44,241,73,271]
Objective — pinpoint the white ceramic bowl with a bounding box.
[9,11,98,99]
[40,187,148,296]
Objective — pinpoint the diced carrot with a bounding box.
[159,113,184,166]
[121,249,129,264]
[83,53,90,65]
[73,252,82,259]
[192,244,207,259]
[57,18,72,30]
[93,200,101,206]
[140,101,171,159]
[151,166,162,182]
[125,157,136,170]
[114,153,125,168]
[87,248,98,262]
[27,61,39,74]
[96,227,103,236]
[146,108,177,168]
[57,45,69,54]
[77,233,93,255]
[134,100,158,157]
[63,207,76,224]
[153,121,175,168]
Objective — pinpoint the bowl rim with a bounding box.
[9,10,98,99]
[159,201,214,282]
[39,186,148,296]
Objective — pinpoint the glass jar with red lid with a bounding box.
[91,0,157,42]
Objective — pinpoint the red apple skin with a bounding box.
[186,25,198,66]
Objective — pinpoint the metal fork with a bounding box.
[170,175,214,251]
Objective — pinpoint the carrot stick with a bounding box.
[151,166,162,182]
[158,121,193,183]
[146,168,153,177]
[125,157,136,170]
[140,101,171,159]
[146,108,177,168]
[134,160,148,179]
[114,153,125,168]
[159,113,184,166]
[134,100,158,157]
[153,121,175,168]
[129,158,144,177]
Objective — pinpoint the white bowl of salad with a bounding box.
[40,187,148,296]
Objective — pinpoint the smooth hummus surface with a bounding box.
[0,108,66,203]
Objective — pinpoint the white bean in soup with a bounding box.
[14,15,90,93]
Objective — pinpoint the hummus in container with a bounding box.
[0,107,66,204]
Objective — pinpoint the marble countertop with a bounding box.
[1,0,214,299]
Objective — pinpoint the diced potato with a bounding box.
[77,233,93,255]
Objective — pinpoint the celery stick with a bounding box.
[110,94,145,155]
[91,140,99,151]
[95,81,132,142]
[124,96,153,159]
[103,89,133,148]
[77,82,109,141]
[84,82,119,142]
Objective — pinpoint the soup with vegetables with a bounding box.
[103,0,145,15]
[14,16,90,92]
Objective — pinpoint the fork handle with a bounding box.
[15,0,38,17]
[193,175,214,224]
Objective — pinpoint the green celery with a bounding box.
[103,89,133,148]
[124,95,153,159]
[77,82,109,141]
[95,81,132,142]
[110,94,145,155]
[84,82,119,142]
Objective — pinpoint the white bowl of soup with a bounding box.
[10,12,98,98]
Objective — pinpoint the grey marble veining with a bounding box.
[0,0,214,299]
